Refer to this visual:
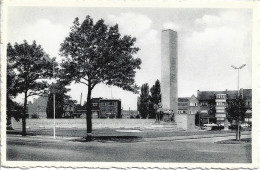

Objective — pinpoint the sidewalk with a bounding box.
[142,131,251,142]
[7,130,251,143]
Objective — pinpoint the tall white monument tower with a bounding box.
[161,29,178,116]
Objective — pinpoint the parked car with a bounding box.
[203,123,218,127]
[229,124,242,130]
[241,123,250,128]
[203,123,218,130]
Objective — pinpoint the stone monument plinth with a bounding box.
[175,114,195,131]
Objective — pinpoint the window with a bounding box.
[201,101,207,106]
[92,103,98,107]
[195,103,197,106]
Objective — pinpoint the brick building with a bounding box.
[95,98,122,118]
[74,98,122,119]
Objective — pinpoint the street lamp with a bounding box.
[41,55,57,138]
[231,64,246,96]
[52,62,57,139]
[224,64,246,131]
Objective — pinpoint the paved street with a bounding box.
[7,131,251,163]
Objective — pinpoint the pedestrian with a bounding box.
[154,103,159,123]
[158,100,162,121]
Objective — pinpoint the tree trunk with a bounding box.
[85,85,92,141]
[22,91,27,136]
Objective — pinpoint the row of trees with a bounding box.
[46,80,77,118]
[138,80,161,119]
[7,15,142,140]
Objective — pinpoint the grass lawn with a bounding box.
[7,127,248,138]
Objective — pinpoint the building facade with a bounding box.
[197,89,252,124]
[98,99,122,118]
[177,95,199,115]
[74,98,122,119]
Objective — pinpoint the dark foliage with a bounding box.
[46,80,74,118]
[7,40,54,136]
[139,83,150,118]
[226,96,247,140]
[149,80,161,118]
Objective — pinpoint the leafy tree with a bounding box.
[7,40,54,136]
[139,83,150,118]
[150,80,161,104]
[59,16,141,140]
[149,80,161,118]
[46,80,71,118]
[195,111,202,126]
[6,97,23,129]
[208,100,216,116]
[148,102,155,118]
[7,57,22,126]
[226,96,247,140]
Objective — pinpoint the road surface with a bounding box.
[6,134,251,163]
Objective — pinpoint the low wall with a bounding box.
[11,118,156,129]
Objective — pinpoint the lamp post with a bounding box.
[231,64,246,96]
[42,55,56,138]
[229,64,246,132]
[52,63,56,139]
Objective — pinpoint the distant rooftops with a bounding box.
[178,97,190,102]
[91,97,121,101]
[197,89,252,100]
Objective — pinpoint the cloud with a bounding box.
[107,13,160,86]
[107,13,152,38]
[179,11,252,94]
[162,22,181,31]
[9,18,70,62]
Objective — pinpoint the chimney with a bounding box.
[197,90,200,98]
[241,88,244,99]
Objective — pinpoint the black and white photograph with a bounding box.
[1,0,258,169]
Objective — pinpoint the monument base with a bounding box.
[147,121,177,131]
[223,118,229,131]
[175,114,195,131]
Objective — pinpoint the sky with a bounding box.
[7,7,252,110]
